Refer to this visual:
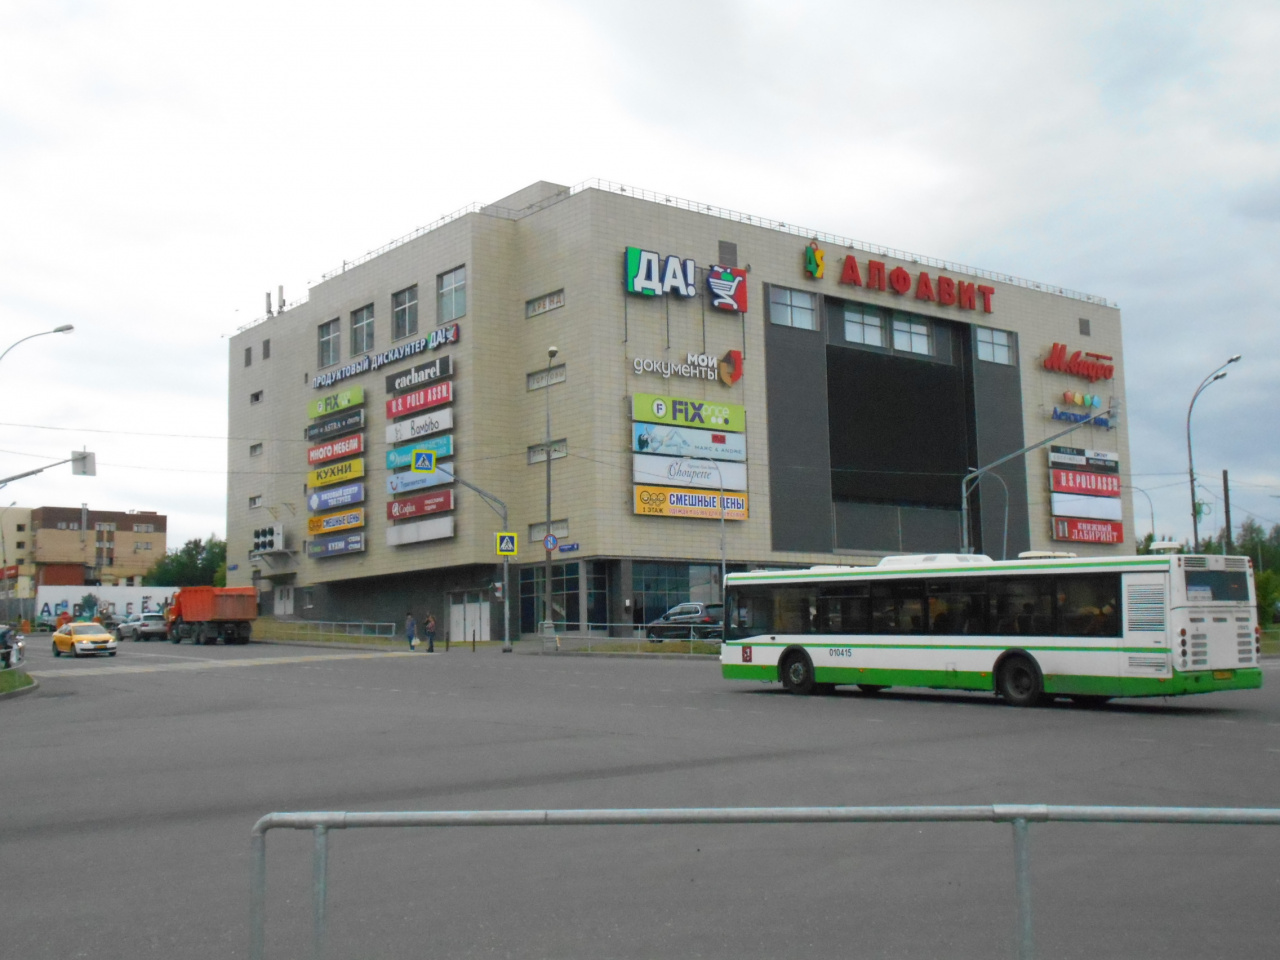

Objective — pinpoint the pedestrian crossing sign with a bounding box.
[496,533,517,556]
[411,450,436,473]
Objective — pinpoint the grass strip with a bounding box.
[0,670,33,694]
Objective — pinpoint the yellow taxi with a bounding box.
[52,622,118,658]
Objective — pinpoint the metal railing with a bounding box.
[530,621,720,655]
[265,619,397,639]
[250,803,1280,960]
[235,178,1116,333]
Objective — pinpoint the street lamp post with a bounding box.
[0,325,74,367]
[1186,355,1240,552]
[540,347,559,641]
[681,457,726,600]
[1127,485,1156,543]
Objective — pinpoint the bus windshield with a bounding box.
[1184,570,1249,603]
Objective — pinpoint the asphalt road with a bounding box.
[4,637,1280,960]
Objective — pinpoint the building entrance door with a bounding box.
[449,591,489,645]
[274,585,294,616]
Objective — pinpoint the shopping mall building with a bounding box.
[227,180,1131,640]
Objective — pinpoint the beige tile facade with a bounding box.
[228,181,1129,633]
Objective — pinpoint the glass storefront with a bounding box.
[519,562,579,633]
[631,561,720,627]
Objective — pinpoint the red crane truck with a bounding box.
[167,586,257,645]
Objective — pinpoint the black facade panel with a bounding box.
[764,320,833,553]
[834,501,962,553]
[971,339,1030,558]
[826,347,970,507]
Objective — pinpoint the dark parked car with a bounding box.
[645,602,724,641]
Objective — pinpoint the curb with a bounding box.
[251,638,717,660]
[0,673,39,700]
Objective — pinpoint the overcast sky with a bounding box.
[2,0,1276,553]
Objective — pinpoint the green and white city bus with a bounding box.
[720,553,1263,705]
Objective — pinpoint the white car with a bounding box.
[116,612,169,642]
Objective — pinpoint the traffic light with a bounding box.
[251,524,285,556]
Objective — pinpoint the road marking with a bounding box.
[28,650,422,678]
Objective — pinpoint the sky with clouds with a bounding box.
[1,0,1276,552]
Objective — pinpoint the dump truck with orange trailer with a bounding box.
[167,586,257,645]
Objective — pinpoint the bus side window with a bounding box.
[1055,574,1121,638]
[989,579,1052,636]
[818,585,870,634]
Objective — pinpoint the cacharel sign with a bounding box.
[385,354,452,394]
[311,324,460,389]
[632,350,743,386]
[1042,343,1115,383]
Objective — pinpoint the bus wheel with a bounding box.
[780,651,816,695]
[997,655,1043,707]
[857,684,888,694]
[1069,695,1111,707]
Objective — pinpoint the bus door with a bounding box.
[1119,571,1171,689]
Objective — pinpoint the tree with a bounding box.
[144,536,227,587]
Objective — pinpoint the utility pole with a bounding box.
[1223,469,1232,555]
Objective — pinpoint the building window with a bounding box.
[57,521,67,530]
[892,317,931,355]
[249,443,263,457]
[16,524,24,532]
[393,286,419,340]
[318,318,340,368]
[15,541,24,549]
[351,304,374,355]
[263,338,271,359]
[769,287,817,330]
[249,495,262,509]
[843,305,883,346]
[244,346,252,367]
[976,327,1015,365]
[250,390,263,404]
[438,266,466,323]
[95,522,116,532]
[1079,317,1091,337]
[133,523,154,533]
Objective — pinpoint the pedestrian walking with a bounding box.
[405,611,417,651]
[425,613,436,652]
